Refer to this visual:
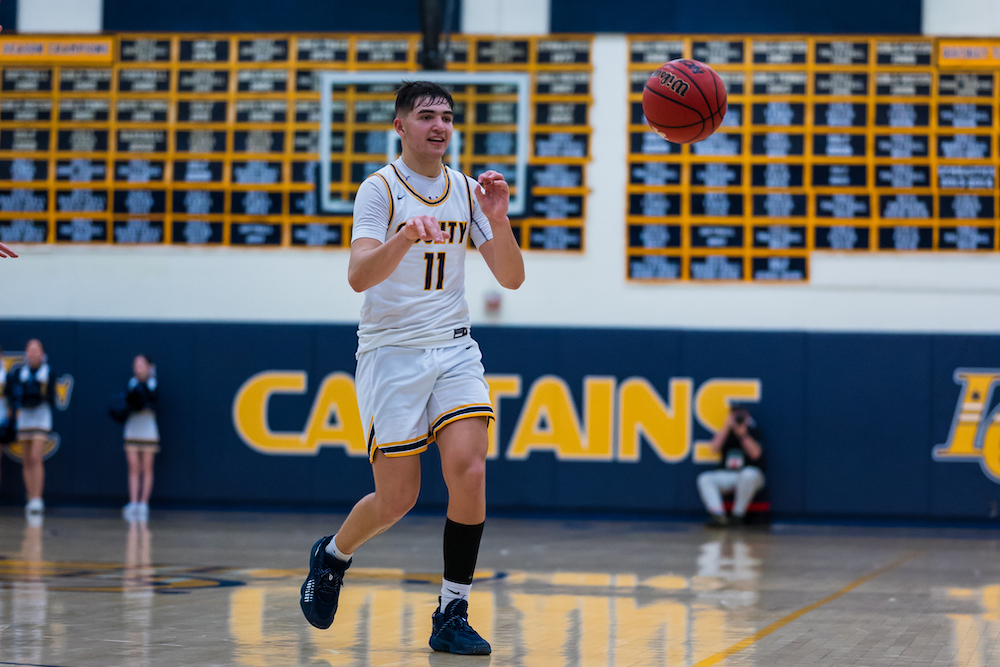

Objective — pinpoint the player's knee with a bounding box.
[464,457,486,484]
[378,485,419,523]
[450,457,486,494]
[382,498,416,524]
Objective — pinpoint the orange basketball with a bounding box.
[642,59,727,144]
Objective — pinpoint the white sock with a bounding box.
[325,534,353,563]
[440,579,472,612]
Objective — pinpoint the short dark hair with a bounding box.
[395,81,454,118]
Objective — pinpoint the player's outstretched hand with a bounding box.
[475,170,510,220]
[401,215,446,243]
[0,241,18,258]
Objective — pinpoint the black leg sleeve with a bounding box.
[442,518,485,585]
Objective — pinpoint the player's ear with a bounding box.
[393,117,405,136]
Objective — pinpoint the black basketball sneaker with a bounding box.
[429,597,492,655]
[300,535,351,629]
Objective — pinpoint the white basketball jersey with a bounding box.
[352,158,493,354]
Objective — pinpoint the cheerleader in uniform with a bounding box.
[122,355,158,522]
[9,340,53,514]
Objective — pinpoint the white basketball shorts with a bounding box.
[355,340,494,462]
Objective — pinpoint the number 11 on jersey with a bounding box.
[424,252,446,290]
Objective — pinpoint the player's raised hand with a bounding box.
[0,241,18,258]
[475,170,510,220]
[401,215,447,243]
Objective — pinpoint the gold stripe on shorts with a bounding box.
[429,403,495,438]
[368,430,430,462]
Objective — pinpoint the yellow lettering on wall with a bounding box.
[505,376,615,460]
[232,371,308,455]
[583,377,615,461]
[693,379,761,463]
[485,374,522,459]
[977,407,1000,483]
[505,376,581,460]
[303,372,366,456]
[933,369,1000,460]
[617,377,692,462]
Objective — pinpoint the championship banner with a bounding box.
[938,41,1000,68]
[0,36,114,63]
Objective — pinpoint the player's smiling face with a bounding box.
[397,97,453,160]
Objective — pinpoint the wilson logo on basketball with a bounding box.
[655,70,689,96]
[678,59,705,74]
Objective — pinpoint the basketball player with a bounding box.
[300,81,524,655]
[0,241,18,258]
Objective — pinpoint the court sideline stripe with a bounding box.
[691,550,922,667]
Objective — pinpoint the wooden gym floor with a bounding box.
[0,508,997,666]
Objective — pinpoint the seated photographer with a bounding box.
[697,404,765,527]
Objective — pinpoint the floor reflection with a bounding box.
[225,534,767,666]
[123,520,153,667]
[694,533,761,609]
[10,516,48,666]
[940,584,1000,667]
[0,513,998,666]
